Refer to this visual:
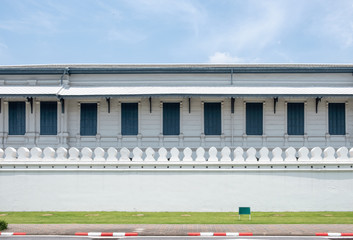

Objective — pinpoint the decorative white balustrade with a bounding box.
[0,146,353,162]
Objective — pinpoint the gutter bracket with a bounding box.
[188,98,191,113]
[316,97,322,113]
[274,97,278,114]
[149,97,152,113]
[231,97,235,114]
[106,97,111,113]
[27,97,33,114]
[60,98,65,114]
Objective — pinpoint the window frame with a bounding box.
[8,101,26,135]
[245,102,263,136]
[203,102,222,135]
[287,102,305,135]
[121,102,139,136]
[163,102,180,136]
[328,102,346,135]
[40,101,58,135]
[80,102,98,136]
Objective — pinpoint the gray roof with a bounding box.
[0,64,353,74]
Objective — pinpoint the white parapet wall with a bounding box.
[1,146,353,212]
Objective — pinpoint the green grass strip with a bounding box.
[1,212,353,224]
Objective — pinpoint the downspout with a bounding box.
[231,69,234,146]
[60,67,70,86]
[59,67,69,146]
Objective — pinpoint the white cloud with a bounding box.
[121,0,206,34]
[107,29,147,43]
[0,42,8,50]
[234,2,285,49]
[0,41,13,65]
[2,0,352,64]
[208,52,243,63]
[96,1,124,21]
[321,1,353,47]
[201,1,287,51]
[0,2,67,34]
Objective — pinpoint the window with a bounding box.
[329,103,345,135]
[163,102,180,135]
[121,103,138,135]
[9,102,25,135]
[246,103,263,135]
[287,103,304,135]
[40,102,57,135]
[80,103,97,136]
[204,102,221,135]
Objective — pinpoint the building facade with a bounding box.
[1,64,353,212]
[0,64,352,149]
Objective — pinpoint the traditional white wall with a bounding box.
[1,145,353,211]
[1,168,353,212]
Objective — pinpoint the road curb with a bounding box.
[316,232,353,236]
[0,232,27,236]
[75,232,138,236]
[188,232,253,236]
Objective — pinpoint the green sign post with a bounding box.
[238,207,251,220]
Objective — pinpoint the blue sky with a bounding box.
[0,0,352,65]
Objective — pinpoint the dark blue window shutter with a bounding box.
[40,102,57,135]
[163,103,180,135]
[329,103,345,135]
[121,103,138,135]
[246,103,263,135]
[287,103,304,135]
[9,102,26,135]
[204,102,221,135]
[80,103,97,136]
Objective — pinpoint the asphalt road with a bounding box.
[0,236,351,240]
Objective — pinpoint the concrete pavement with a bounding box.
[2,224,353,236]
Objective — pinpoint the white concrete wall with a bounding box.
[1,169,353,211]
[1,146,353,211]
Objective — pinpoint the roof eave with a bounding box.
[55,93,353,98]
[0,66,353,75]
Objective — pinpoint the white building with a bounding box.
[0,64,353,212]
[0,64,352,149]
